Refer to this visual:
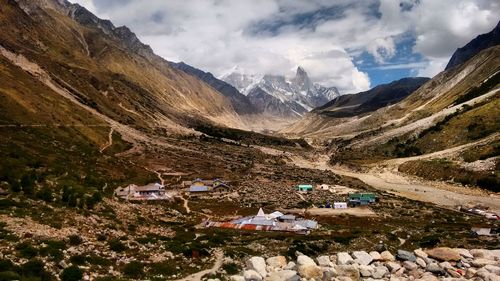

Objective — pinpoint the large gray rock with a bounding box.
[403,261,418,271]
[455,248,473,259]
[471,258,497,267]
[397,250,417,262]
[316,255,333,267]
[372,265,389,279]
[244,270,263,281]
[476,268,500,281]
[265,270,300,281]
[322,267,337,280]
[485,264,500,275]
[470,249,500,261]
[359,265,374,277]
[246,257,267,278]
[416,272,439,281]
[284,262,296,270]
[352,251,373,265]
[338,252,354,265]
[266,256,287,269]
[386,262,401,273]
[426,263,444,275]
[336,265,360,281]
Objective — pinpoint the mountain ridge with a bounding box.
[222,66,340,118]
[445,20,500,70]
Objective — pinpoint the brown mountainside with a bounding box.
[0,0,246,134]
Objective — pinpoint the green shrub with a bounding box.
[15,242,38,258]
[149,261,176,275]
[21,259,52,280]
[68,235,83,246]
[0,260,14,272]
[108,239,127,252]
[36,187,54,203]
[69,255,86,265]
[122,261,144,278]
[222,263,239,275]
[85,255,111,266]
[60,266,83,281]
[0,271,20,281]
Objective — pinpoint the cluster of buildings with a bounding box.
[205,208,318,235]
[296,183,378,209]
[114,178,232,201]
[182,178,231,194]
[114,183,171,201]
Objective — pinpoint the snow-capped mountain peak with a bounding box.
[221,66,340,118]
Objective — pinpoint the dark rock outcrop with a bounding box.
[445,21,500,70]
[315,77,430,118]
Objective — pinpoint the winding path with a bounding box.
[176,249,223,281]
[99,127,114,153]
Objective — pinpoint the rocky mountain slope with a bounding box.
[446,20,500,70]
[4,0,247,133]
[222,67,340,118]
[314,77,430,118]
[170,62,260,115]
[282,24,499,191]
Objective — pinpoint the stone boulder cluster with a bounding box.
[229,248,500,281]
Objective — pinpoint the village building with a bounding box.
[317,184,330,190]
[348,192,377,206]
[334,202,348,209]
[296,184,313,192]
[114,183,169,201]
[187,178,231,194]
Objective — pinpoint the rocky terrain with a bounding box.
[228,247,500,281]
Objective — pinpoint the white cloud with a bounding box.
[416,58,450,77]
[67,0,499,93]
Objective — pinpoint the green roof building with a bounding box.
[348,193,377,205]
[296,184,313,192]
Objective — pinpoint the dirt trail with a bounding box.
[99,127,114,153]
[178,196,191,214]
[383,133,499,166]
[176,249,223,281]
[287,154,500,213]
[350,88,499,148]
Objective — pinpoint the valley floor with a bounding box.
[257,146,500,213]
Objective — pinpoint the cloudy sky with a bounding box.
[69,0,498,94]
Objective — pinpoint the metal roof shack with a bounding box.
[189,185,209,192]
[205,208,318,234]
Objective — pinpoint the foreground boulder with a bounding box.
[265,270,300,281]
[237,247,500,281]
[425,247,461,261]
[296,255,322,279]
[246,256,267,278]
